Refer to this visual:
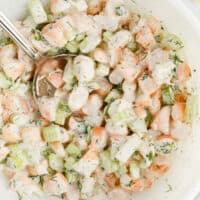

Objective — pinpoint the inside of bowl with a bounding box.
[0,0,200,200]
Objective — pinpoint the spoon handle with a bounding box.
[0,12,40,60]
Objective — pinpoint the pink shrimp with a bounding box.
[41,24,67,47]
[177,63,191,83]
[136,25,156,49]
[91,127,108,151]
[151,106,171,134]
[87,0,105,15]
[21,127,42,143]
[1,124,21,144]
[171,102,186,122]
[47,70,64,88]
[147,16,161,35]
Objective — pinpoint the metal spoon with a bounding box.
[0,12,75,101]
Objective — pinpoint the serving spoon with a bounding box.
[0,12,75,101]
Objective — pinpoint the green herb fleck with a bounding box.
[161,84,175,105]
[115,6,127,16]
[169,54,183,65]
[0,37,12,48]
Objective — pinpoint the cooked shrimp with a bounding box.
[109,47,123,67]
[93,48,109,64]
[177,63,191,83]
[64,184,80,200]
[134,106,147,119]
[120,174,143,192]
[43,173,68,194]
[96,77,112,96]
[146,16,161,35]
[93,15,119,31]
[104,173,118,189]
[41,24,67,48]
[109,69,124,85]
[21,127,42,143]
[49,142,66,157]
[0,44,17,61]
[0,146,9,161]
[171,102,185,122]
[81,177,95,198]
[136,25,156,49]
[117,49,141,83]
[146,48,170,71]
[87,0,105,15]
[108,30,131,49]
[122,81,136,103]
[82,94,103,115]
[73,148,99,176]
[150,164,169,175]
[73,55,95,83]
[68,86,89,112]
[151,106,171,134]
[106,119,128,136]
[104,0,131,25]
[38,97,60,121]
[1,59,26,81]
[138,75,158,96]
[50,0,71,15]
[91,127,108,151]
[47,70,64,88]
[1,124,21,144]
[26,160,48,176]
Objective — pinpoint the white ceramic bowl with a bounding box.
[0,0,200,199]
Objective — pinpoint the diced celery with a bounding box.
[162,33,184,50]
[63,58,75,89]
[65,40,79,53]
[79,36,101,53]
[7,156,23,169]
[100,150,119,174]
[65,170,79,183]
[42,125,63,142]
[145,109,153,127]
[0,37,12,48]
[130,162,140,179]
[87,81,100,92]
[117,163,127,176]
[65,29,77,42]
[86,125,92,142]
[185,95,199,123]
[103,31,113,42]
[64,156,76,170]
[128,118,147,133]
[8,144,22,155]
[28,0,48,24]
[105,89,121,103]
[55,102,71,125]
[0,72,12,89]
[75,33,86,42]
[127,36,137,51]
[49,153,64,172]
[66,143,81,158]
[9,82,30,96]
[77,121,87,134]
[161,84,174,105]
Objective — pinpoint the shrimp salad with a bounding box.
[0,0,198,199]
